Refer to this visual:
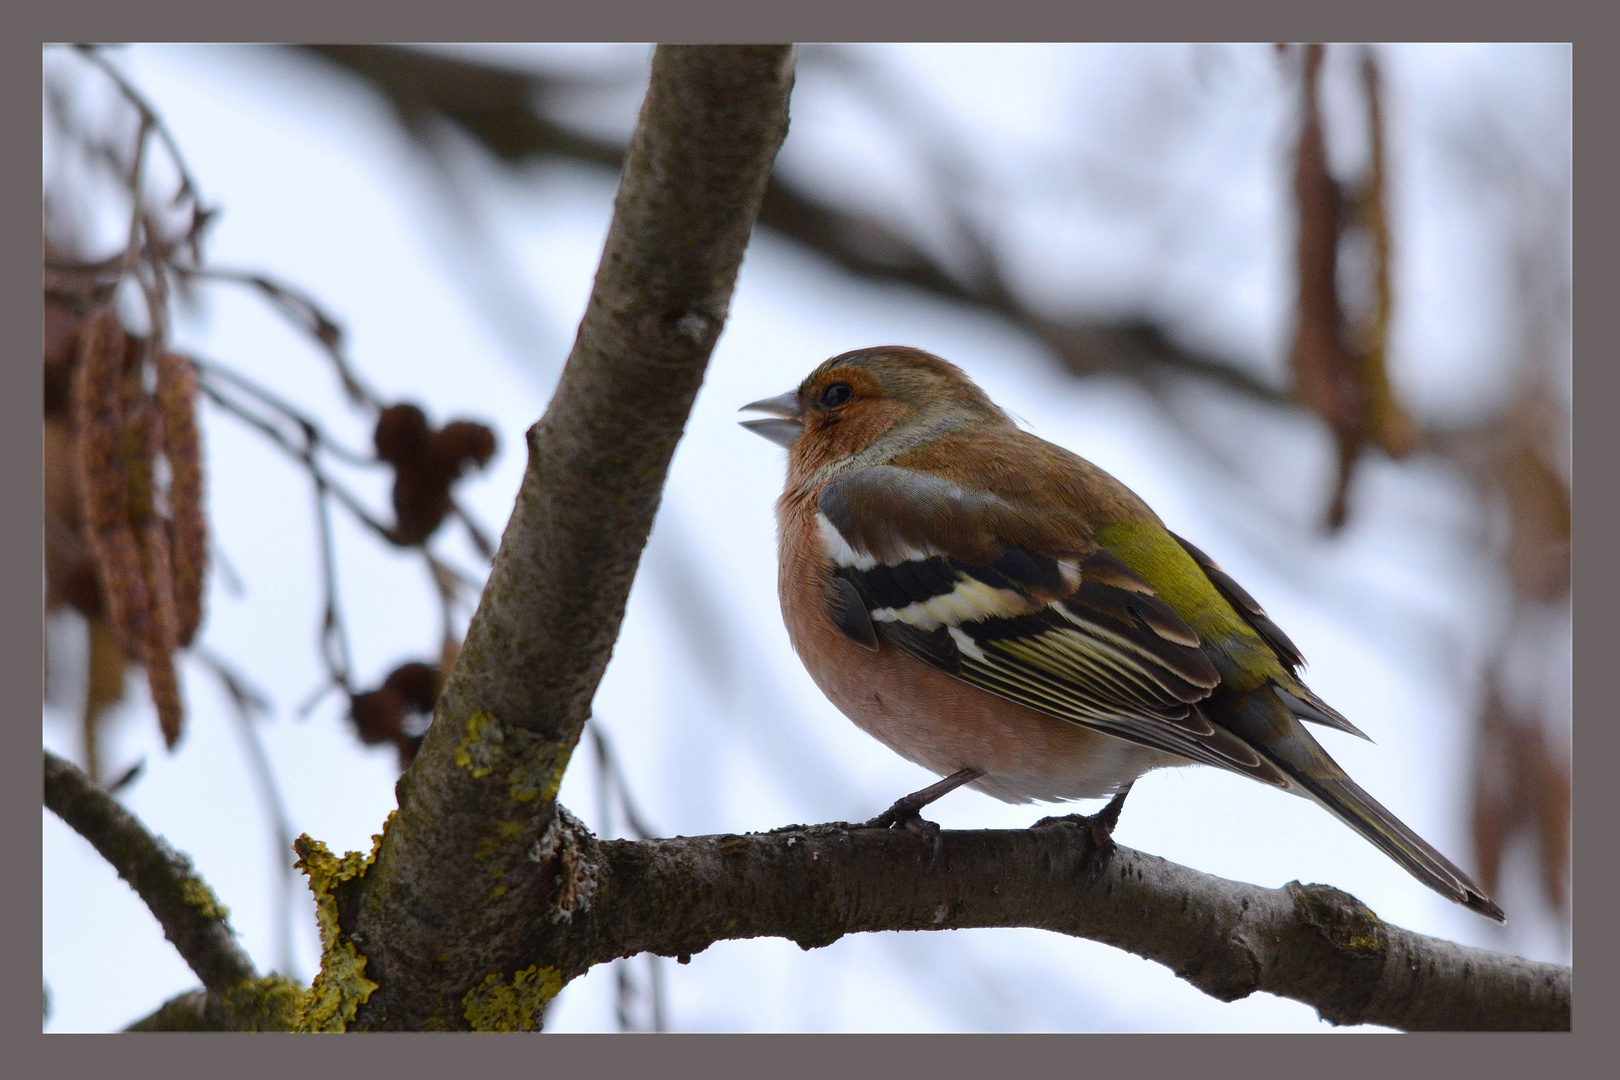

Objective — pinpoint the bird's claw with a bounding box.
[863,799,945,872]
[1034,785,1132,884]
[1033,811,1117,882]
[862,768,982,872]
[863,794,930,831]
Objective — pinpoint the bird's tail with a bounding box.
[1234,688,1505,922]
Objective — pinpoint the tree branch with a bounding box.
[43,750,306,1031]
[44,749,257,995]
[342,44,796,1031]
[537,816,1571,1032]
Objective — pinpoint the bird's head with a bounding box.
[740,346,1007,483]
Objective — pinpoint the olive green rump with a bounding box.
[1092,519,1280,693]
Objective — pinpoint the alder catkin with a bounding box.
[156,351,207,645]
[73,309,151,661]
[135,397,185,747]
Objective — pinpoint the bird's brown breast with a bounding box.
[775,486,1186,804]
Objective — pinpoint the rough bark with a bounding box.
[536,816,1571,1032]
[343,44,796,1031]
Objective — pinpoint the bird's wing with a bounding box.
[817,466,1291,787]
[1167,531,1369,741]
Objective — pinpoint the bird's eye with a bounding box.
[820,382,853,408]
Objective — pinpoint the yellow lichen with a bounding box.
[219,974,307,1032]
[180,876,230,921]
[504,741,571,803]
[453,709,573,803]
[461,965,562,1032]
[455,710,502,779]
[292,823,390,1033]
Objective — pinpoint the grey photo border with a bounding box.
[14,1,1600,1073]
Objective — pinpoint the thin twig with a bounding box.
[71,44,208,229]
[190,356,377,467]
[194,378,395,542]
[196,367,491,715]
[311,474,354,693]
[451,498,496,560]
[424,552,467,658]
[178,265,381,408]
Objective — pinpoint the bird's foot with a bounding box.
[1033,784,1133,884]
[864,801,946,872]
[863,767,983,829]
[863,768,983,872]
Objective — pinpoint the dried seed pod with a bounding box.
[348,660,443,769]
[155,352,207,645]
[1534,744,1571,912]
[1340,48,1415,465]
[383,660,441,712]
[73,309,150,660]
[378,405,498,546]
[431,420,497,472]
[349,686,407,746]
[374,403,430,465]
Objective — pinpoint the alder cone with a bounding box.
[349,660,443,768]
[374,403,496,546]
[373,402,431,465]
[349,686,407,745]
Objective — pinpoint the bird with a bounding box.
[740,344,1504,921]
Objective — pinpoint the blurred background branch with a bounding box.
[297,44,1291,404]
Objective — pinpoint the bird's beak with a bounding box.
[738,390,803,449]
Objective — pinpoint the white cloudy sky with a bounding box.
[42,42,1570,1032]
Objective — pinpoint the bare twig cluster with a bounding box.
[44,45,215,761]
[183,345,493,763]
[43,45,503,774]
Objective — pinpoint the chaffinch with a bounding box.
[742,345,1503,921]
